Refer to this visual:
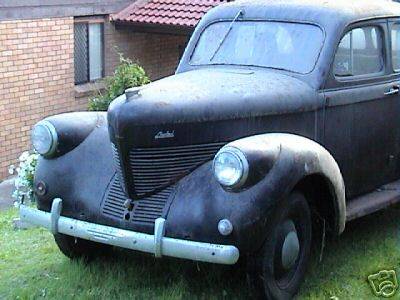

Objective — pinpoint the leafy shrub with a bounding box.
[10,151,39,205]
[88,54,150,111]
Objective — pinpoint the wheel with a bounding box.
[247,191,312,300]
[54,233,112,260]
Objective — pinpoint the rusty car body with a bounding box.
[21,0,400,298]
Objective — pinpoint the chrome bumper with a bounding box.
[19,198,239,265]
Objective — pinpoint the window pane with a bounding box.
[74,23,88,84]
[353,27,382,75]
[334,26,383,77]
[352,28,366,49]
[392,24,400,71]
[334,32,351,76]
[89,23,103,81]
[191,21,324,74]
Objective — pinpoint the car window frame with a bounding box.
[389,20,400,73]
[323,18,391,90]
[188,19,326,75]
[333,24,386,81]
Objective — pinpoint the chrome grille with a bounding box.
[102,175,174,225]
[129,142,225,195]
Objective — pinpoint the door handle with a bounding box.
[384,85,400,96]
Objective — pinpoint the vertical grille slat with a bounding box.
[129,142,225,195]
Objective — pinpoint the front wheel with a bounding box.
[247,191,312,300]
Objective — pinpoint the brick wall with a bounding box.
[0,16,190,180]
[0,17,83,179]
[104,18,188,80]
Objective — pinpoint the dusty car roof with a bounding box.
[207,0,400,28]
[178,0,400,89]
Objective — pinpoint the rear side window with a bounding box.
[334,26,384,77]
[392,23,400,71]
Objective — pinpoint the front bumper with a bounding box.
[19,198,239,265]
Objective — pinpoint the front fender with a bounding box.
[39,112,105,158]
[34,114,116,222]
[231,133,346,234]
[166,133,345,253]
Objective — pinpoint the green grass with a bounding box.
[1,206,400,299]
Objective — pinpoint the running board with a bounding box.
[346,179,400,221]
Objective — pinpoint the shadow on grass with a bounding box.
[77,244,249,299]
[62,205,400,299]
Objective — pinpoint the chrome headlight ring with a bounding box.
[31,120,58,157]
[213,146,249,189]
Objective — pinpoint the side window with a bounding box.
[334,26,384,77]
[392,24,400,71]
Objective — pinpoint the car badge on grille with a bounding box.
[155,130,175,139]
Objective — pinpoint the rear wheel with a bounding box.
[54,234,112,260]
[247,191,312,300]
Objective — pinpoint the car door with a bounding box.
[389,19,400,181]
[323,19,400,198]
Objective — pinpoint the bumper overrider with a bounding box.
[19,198,239,265]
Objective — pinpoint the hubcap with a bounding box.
[274,219,300,281]
[281,230,300,270]
[269,195,312,290]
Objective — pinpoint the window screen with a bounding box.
[392,24,400,71]
[74,21,104,84]
[334,26,383,77]
[74,23,88,84]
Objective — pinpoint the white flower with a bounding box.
[19,151,30,162]
[8,165,15,175]
[13,151,38,204]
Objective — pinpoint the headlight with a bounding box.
[213,146,249,188]
[31,120,58,157]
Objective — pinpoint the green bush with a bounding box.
[88,54,150,111]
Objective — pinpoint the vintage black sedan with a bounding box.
[20,0,400,298]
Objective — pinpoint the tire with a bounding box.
[247,191,312,300]
[54,233,112,260]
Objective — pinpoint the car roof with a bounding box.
[207,0,400,28]
[178,0,400,89]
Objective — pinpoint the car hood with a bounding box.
[108,68,319,136]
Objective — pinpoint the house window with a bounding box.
[74,19,104,85]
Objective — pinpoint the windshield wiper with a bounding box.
[209,10,243,62]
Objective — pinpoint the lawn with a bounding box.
[1,206,399,299]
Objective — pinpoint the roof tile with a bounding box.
[112,0,230,27]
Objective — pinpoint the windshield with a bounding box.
[190,21,324,74]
